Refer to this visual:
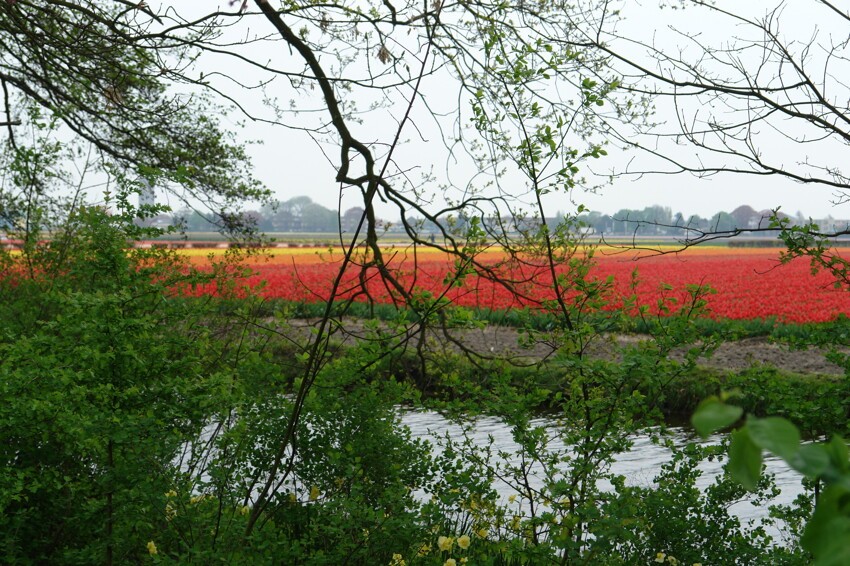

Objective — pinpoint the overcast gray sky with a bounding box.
[186,0,850,220]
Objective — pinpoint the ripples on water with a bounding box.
[401,409,804,525]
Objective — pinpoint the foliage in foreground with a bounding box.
[693,398,850,566]
[0,209,823,564]
[1,0,848,562]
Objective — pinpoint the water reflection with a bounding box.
[401,409,804,524]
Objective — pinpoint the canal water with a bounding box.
[402,410,804,527]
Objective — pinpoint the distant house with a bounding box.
[340,207,366,233]
[729,205,759,229]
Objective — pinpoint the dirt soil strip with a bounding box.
[283,319,846,376]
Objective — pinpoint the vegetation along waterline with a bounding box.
[2,209,846,564]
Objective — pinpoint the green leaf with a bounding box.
[788,444,830,478]
[826,436,850,474]
[729,427,762,491]
[747,416,800,460]
[813,536,850,566]
[691,398,742,438]
[802,485,850,562]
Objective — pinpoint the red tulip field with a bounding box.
[184,245,850,324]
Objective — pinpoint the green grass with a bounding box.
[227,297,850,342]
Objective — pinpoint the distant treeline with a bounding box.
[154,198,846,236]
[161,197,361,234]
[573,204,785,236]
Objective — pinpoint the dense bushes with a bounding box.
[0,208,833,564]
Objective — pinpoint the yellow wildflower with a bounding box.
[667,558,678,566]
[655,552,666,563]
[438,536,454,552]
[693,563,702,566]
[460,559,468,565]
[444,560,457,566]
[288,492,297,503]
[165,489,177,498]
[146,541,158,555]
[389,553,406,566]
[165,502,176,521]
[417,543,431,556]
[457,534,471,550]
[240,505,250,516]
[309,486,321,501]
[508,494,517,503]
[475,527,488,539]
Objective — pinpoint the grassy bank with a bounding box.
[265,323,848,438]
[226,297,850,341]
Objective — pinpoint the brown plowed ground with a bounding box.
[284,319,846,376]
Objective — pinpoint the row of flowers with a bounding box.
[182,249,850,323]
